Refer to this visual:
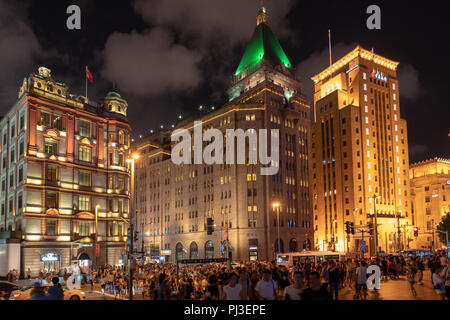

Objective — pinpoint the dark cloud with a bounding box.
[0,0,44,113]
[409,144,429,158]
[101,28,202,97]
[133,0,295,45]
[397,63,423,101]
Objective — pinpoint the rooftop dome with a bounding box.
[106,91,121,98]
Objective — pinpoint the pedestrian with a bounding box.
[301,272,331,300]
[30,283,48,300]
[222,273,242,300]
[238,269,250,300]
[283,271,305,300]
[432,265,446,300]
[328,260,340,300]
[47,277,64,300]
[355,261,368,300]
[254,270,277,300]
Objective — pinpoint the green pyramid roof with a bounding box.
[234,22,293,76]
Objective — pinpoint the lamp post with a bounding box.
[94,204,100,270]
[273,202,281,258]
[126,152,139,300]
[396,213,403,253]
[372,195,381,257]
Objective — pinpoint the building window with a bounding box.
[46,220,57,236]
[46,192,58,209]
[18,194,23,210]
[45,139,58,156]
[79,195,91,211]
[80,120,91,138]
[40,112,51,128]
[79,221,90,236]
[79,171,91,187]
[79,146,91,162]
[118,130,125,145]
[47,165,57,182]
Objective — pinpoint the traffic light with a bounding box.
[207,218,214,235]
[368,223,374,235]
[414,227,419,237]
[345,221,350,234]
[350,222,355,235]
[134,230,139,242]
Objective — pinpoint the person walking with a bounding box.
[254,270,277,300]
[355,261,368,300]
[432,265,446,300]
[222,273,242,300]
[283,271,305,300]
[328,260,340,300]
[47,277,64,300]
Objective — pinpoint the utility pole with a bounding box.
[361,229,365,259]
[141,222,145,261]
[396,213,402,253]
[225,221,231,270]
[431,218,435,253]
[372,195,380,258]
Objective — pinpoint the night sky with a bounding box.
[0,0,448,163]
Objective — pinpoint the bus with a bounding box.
[276,251,347,267]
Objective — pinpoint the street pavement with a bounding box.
[81,270,441,300]
[340,270,441,300]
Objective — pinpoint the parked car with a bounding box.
[0,281,21,300]
[9,284,87,300]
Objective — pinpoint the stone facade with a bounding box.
[0,67,131,276]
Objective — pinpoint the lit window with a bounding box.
[80,120,91,138]
[79,195,91,211]
[79,146,91,162]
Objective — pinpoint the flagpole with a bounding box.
[85,66,88,103]
[328,29,332,67]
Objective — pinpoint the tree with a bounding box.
[437,213,450,246]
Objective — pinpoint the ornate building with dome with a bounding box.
[0,66,131,277]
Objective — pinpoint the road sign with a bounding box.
[361,240,367,253]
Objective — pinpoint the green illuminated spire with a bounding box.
[234,7,293,77]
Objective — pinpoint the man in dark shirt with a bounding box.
[47,277,64,300]
[328,260,340,300]
[302,272,331,300]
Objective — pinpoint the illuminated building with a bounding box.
[410,158,450,250]
[133,7,312,262]
[311,46,411,255]
[0,67,131,276]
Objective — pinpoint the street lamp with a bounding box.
[94,204,100,269]
[125,152,139,300]
[272,202,281,258]
[371,195,381,257]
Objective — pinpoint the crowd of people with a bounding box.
[88,252,450,300]
[2,252,449,300]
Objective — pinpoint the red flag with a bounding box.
[86,66,94,83]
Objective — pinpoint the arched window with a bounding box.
[176,242,184,261]
[205,240,214,259]
[189,242,198,259]
[118,130,125,145]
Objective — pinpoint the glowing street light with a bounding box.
[273,202,281,256]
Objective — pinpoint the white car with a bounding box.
[9,284,87,300]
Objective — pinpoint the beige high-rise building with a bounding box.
[132,7,312,263]
[410,158,450,250]
[311,46,411,255]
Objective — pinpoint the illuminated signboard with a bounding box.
[432,190,439,198]
[371,71,387,82]
[160,250,172,256]
[447,180,450,185]
[41,253,59,262]
[346,64,359,74]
